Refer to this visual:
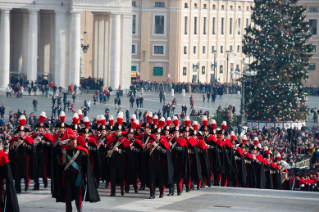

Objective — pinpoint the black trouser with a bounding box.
[126,157,139,192]
[170,156,183,194]
[6,92,11,97]
[35,153,48,187]
[110,157,124,194]
[149,160,164,197]
[14,156,29,192]
[65,169,83,212]
[130,102,134,108]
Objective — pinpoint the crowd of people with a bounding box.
[0,107,319,212]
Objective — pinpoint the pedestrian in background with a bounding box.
[6,84,12,97]
[32,98,38,111]
[114,97,118,109]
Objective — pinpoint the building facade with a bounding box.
[0,0,132,90]
[131,0,319,85]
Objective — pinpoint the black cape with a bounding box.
[52,147,100,203]
[186,143,202,182]
[0,151,20,212]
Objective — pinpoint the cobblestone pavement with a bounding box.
[18,181,319,212]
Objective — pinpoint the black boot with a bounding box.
[139,184,145,191]
[159,193,164,198]
[44,179,48,188]
[134,188,138,193]
[121,189,124,196]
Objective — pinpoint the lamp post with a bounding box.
[226,50,231,83]
[237,61,257,125]
[211,50,217,83]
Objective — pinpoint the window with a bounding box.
[132,44,136,54]
[212,17,216,35]
[220,65,223,73]
[236,64,240,71]
[154,46,164,54]
[237,45,240,53]
[153,67,163,76]
[184,46,187,55]
[220,46,224,54]
[184,3,188,8]
[202,66,205,74]
[132,15,136,34]
[238,6,241,10]
[230,45,233,52]
[184,16,188,35]
[312,45,317,53]
[183,67,187,76]
[194,3,197,9]
[307,63,316,70]
[230,6,233,10]
[202,46,206,54]
[203,17,207,35]
[154,15,165,34]
[211,45,215,53]
[155,2,165,7]
[132,1,136,7]
[246,6,249,11]
[221,5,224,10]
[203,4,207,9]
[213,5,216,9]
[309,7,318,12]
[194,17,197,35]
[221,18,224,35]
[246,18,249,27]
[238,18,241,34]
[309,19,317,35]
[229,18,233,34]
[193,46,197,54]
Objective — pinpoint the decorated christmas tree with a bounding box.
[242,0,313,121]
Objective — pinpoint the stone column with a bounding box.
[0,8,11,90]
[69,11,81,86]
[27,9,39,81]
[121,14,132,90]
[110,13,121,91]
[22,11,29,76]
[54,11,67,87]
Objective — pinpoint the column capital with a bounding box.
[28,8,40,13]
[54,10,68,14]
[69,10,82,14]
[111,12,121,16]
[0,8,12,13]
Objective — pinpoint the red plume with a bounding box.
[277,157,281,161]
[158,118,165,128]
[19,116,26,127]
[192,121,198,131]
[109,115,114,126]
[172,116,179,127]
[152,115,158,126]
[166,117,171,127]
[184,116,190,127]
[210,119,217,130]
[146,112,153,123]
[221,121,227,131]
[254,140,258,146]
[100,119,106,126]
[117,112,124,125]
[242,139,247,145]
[202,116,208,127]
[59,111,66,123]
[131,120,139,130]
[266,150,270,155]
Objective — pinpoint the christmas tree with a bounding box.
[242,0,313,121]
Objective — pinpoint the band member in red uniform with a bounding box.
[145,126,173,199]
[31,111,53,190]
[252,142,266,189]
[0,149,20,212]
[167,117,188,196]
[105,112,133,196]
[138,111,154,190]
[53,128,100,212]
[163,117,172,141]
[200,117,218,186]
[240,136,257,188]
[234,146,247,187]
[9,115,38,193]
[124,120,144,193]
[53,111,68,145]
[80,117,102,187]
[182,116,202,191]
[263,146,274,189]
